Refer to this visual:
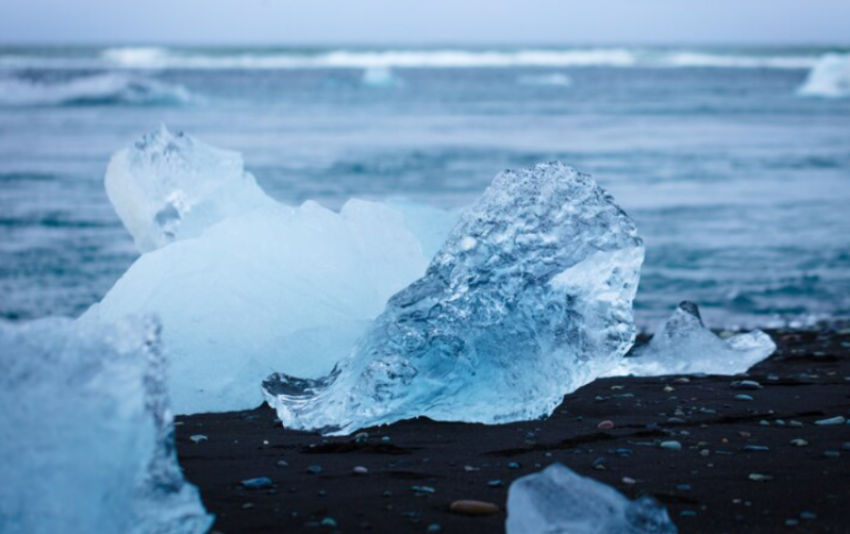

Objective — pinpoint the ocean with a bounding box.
[0,45,848,329]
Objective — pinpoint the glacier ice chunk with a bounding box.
[87,128,452,414]
[0,316,211,534]
[506,463,677,534]
[264,162,644,435]
[797,53,850,98]
[606,301,776,377]
[106,125,274,253]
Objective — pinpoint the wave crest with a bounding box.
[798,53,850,98]
[0,73,193,107]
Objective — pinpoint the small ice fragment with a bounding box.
[264,162,644,435]
[506,463,676,534]
[241,477,273,489]
[797,53,850,98]
[0,316,211,534]
[362,66,402,87]
[814,416,846,426]
[606,301,776,377]
[105,125,275,253]
[189,434,208,444]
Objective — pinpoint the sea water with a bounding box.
[1,46,848,328]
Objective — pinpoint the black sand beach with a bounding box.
[177,327,850,533]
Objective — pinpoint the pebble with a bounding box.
[449,500,500,516]
[189,434,208,444]
[427,524,442,533]
[241,477,273,489]
[487,480,504,487]
[789,420,804,428]
[734,394,754,401]
[622,477,636,485]
[597,420,614,430]
[354,432,369,443]
[743,445,770,452]
[412,485,436,494]
[823,451,840,459]
[700,449,711,457]
[307,465,323,475]
[815,416,846,426]
[276,460,289,467]
[785,519,800,527]
[790,438,808,447]
[353,466,369,475]
[320,517,337,527]
[748,473,773,482]
[660,440,682,451]
[507,462,521,469]
[731,380,763,390]
[800,511,818,520]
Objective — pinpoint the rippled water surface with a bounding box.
[1,46,849,328]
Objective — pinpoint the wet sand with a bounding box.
[177,328,850,533]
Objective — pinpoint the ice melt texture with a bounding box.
[798,53,850,98]
[105,125,274,253]
[506,463,677,534]
[0,317,211,534]
[264,162,644,435]
[606,301,776,377]
[86,128,451,414]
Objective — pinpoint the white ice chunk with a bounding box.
[264,162,644,435]
[87,129,451,414]
[606,301,776,377]
[0,316,211,534]
[105,125,275,253]
[506,463,676,534]
[797,53,850,98]
[362,66,402,87]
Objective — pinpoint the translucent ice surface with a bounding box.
[87,128,452,414]
[264,162,644,435]
[105,125,274,253]
[506,463,676,534]
[0,317,211,534]
[797,53,850,98]
[606,301,776,377]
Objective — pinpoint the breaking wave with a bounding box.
[0,73,193,107]
[0,47,829,71]
[797,53,850,98]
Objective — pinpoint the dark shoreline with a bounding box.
[177,328,850,533]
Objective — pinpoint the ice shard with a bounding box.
[0,317,211,534]
[105,125,274,253]
[506,463,677,534]
[86,128,453,414]
[264,162,644,435]
[606,301,776,377]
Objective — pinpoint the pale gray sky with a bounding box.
[1,0,848,45]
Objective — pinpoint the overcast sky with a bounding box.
[1,0,848,46]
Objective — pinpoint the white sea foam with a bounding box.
[0,47,825,71]
[0,73,193,106]
[798,53,850,98]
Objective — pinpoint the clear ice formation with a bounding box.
[0,316,211,534]
[86,128,453,414]
[797,53,850,98]
[264,162,644,435]
[105,125,274,253]
[506,463,677,534]
[606,301,776,377]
